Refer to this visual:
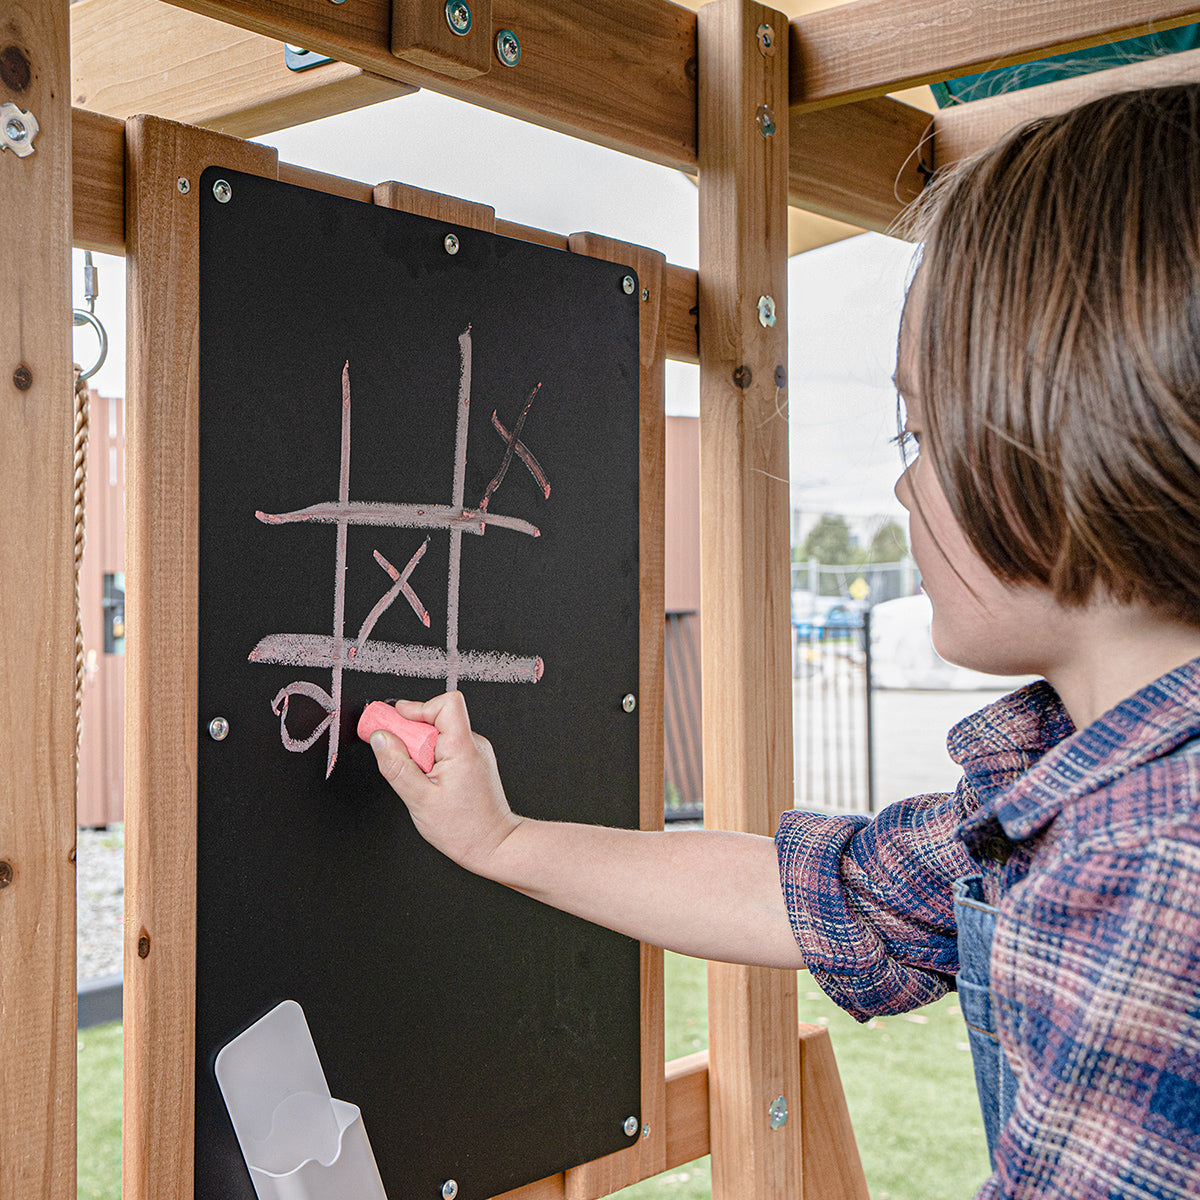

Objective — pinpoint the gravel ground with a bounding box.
[77,824,125,981]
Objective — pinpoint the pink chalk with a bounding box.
[358,702,438,773]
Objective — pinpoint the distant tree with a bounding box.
[800,514,854,566]
[866,519,908,563]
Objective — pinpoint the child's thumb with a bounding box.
[369,729,415,795]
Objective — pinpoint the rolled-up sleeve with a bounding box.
[776,784,978,1020]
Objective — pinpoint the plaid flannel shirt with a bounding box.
[776,656,1200,1199]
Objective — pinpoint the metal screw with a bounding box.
[769,1095,789,1130]
[757,295,777,328]
[208,716,230,741]
[177,177,190,194]
[444,233,460,255]
[756,23,775,55]
[445,0,472,35]
[623,1115,639,1137]
[138,932,151,958]
[212,178,232,204]
[12,364,33,391]
[0,860,12,889]
[642,1124,651,1138]
[495,29,521,66]
[622,275,636,295]
[774,365,787,388]
[622,694,637,714]
[441,1182,459,1200]
[756,104,776,137]
[732,364,752,389]
[640,288,649,301]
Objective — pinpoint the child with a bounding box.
[370,85,1200,1199]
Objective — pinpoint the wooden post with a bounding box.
[697,2,802,1198]
[0,4,77,1197]
[123,115,278,1200]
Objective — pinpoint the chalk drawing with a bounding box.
[249,329,546,777]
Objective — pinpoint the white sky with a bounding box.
[72,88,915,531]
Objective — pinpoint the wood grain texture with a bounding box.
[391,0,493,78]
[797,1025,869,1200]
[932,45,1200,171]
[789,96,929,232]
[0,4,77,1198]
[72,108,126,254]
[696,3,802,1198]
[72,0,414,138]
[790,0,1200,110]
[123,115,278,1200]
[373,179,497,229]
[564,232,668,1200]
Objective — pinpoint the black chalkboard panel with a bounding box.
[197,167,642,1200]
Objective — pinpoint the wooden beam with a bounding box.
[790,0,1200,111]
[123,115,279,1200]
[72,108,126,254]
[933,44,1200,171]
[790,95,928,232]
[0,4,77,1197]
[696,3,802,1198]
[154,0,699,170]
[71,0,415,139]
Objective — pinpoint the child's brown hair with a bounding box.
[899,84,1200,627]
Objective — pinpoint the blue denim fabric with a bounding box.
[954,874,1017,1168]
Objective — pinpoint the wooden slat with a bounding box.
[933,44,1200,171]
[696,4,802,1200]
[564,231,668,1200]
[789,95,928,231]
[374,179,497,228]
[72,108,126,254]
[663,263,699,365]
[71,0,414,139]
[392,0,493,78]
[123,114,279,1200]
[790,0,1200,111]
[0,5,77,1198]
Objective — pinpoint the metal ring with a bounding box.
[72,308,109,382]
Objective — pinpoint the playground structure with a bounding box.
[5,1,1200,1198]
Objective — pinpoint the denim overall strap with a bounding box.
[953,874,1018,1167]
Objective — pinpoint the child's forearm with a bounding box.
[482,819,806,968]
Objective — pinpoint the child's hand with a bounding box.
[368,691,522,876]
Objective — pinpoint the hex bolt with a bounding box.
[177,177,190,194]
[208,716,230,742]
[495,29,521,66]
[212,178,233,204]
[441,1181,459,1200]
[444,233,460,255]
[622,275,636,295]
[445,0,472,35]
[623,1115,639,1137]
[622,694,637,713]
[757,295,777,328]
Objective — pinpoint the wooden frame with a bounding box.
[8,1,1200,1198]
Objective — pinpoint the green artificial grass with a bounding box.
[76,954,989,1199]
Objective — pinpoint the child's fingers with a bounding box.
[394,691,475,757]
[369,728,428,800]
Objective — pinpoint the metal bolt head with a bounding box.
[177,177,191,194]
[622,694,637,714]
[444,233,460,255]
[623,1115,639,1137]
[495,29,521,66]
[756,104,777,137]
[12,364,33,392]
[441,1182,459,1200]
[622,275,636,295]
[769,1095,789,1130]
[5,116,27,142]
[640,288,649,301]
[208,716,230,741]
[757,294,777,328]
[212,178,233,204]
[756,23,775,55]
[445,0,472,34]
